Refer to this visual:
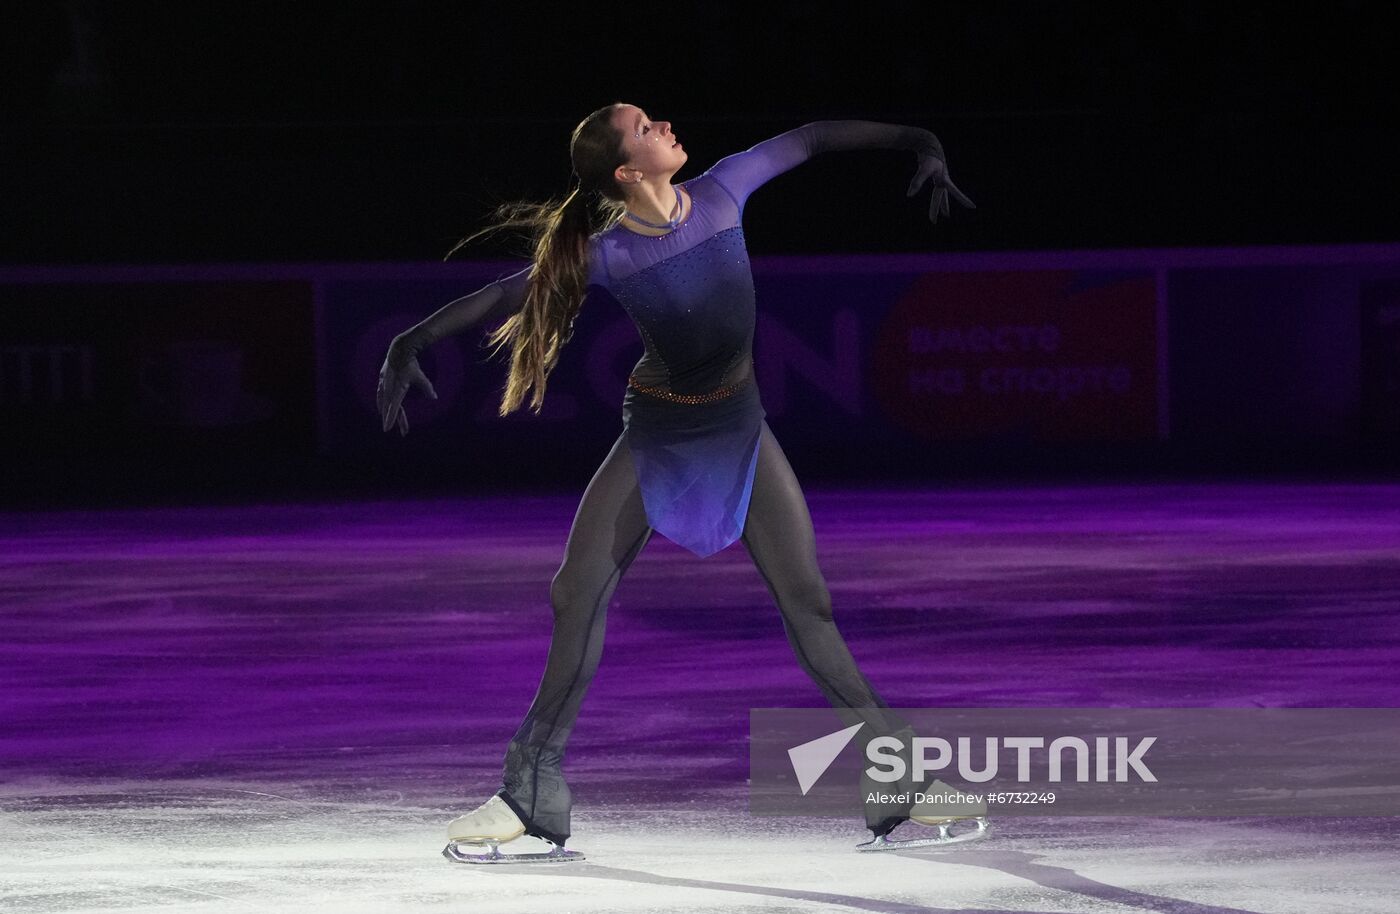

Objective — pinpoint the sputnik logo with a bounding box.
[787,723,864,795]
[788,722,1159,789]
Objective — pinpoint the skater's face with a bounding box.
[611,103,687,185]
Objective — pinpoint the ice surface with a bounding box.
[4,482,1400,911]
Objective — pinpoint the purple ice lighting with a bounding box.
[4,481,1399,797]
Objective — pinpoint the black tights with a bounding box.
[494,420,909,846]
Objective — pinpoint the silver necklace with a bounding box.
[624,185,684,230]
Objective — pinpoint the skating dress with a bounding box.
[593,170,763,558]
[530,120,947,557]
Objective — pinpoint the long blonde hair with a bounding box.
[446,103,630,416]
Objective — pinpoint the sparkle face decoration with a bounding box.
[612,104,688,182]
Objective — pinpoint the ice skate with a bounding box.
[856,813,992,851]
[857,781,991,851]
[441,795,585,864]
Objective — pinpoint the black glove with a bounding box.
[907,150,976,224]
[789,120,977,226]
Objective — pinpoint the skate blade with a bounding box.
[856,817,991,852]
[442,839,585,865]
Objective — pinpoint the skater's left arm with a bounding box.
[376,264,531,435]
[708,120,976,224]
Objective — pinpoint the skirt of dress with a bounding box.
[622,380,766,558]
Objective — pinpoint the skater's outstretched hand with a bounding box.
[906,151,976,225]
[374,267,532,436]
[377,337,437,436]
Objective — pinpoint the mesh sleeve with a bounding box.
[707,120,945,214]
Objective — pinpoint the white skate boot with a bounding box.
[856,781,991,851]
[856,813,992,851]
[441,795,584,864]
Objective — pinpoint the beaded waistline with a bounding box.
[627,374,750,404]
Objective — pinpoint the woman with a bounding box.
[377,102,977,864]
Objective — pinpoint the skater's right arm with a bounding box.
[393,264,532,363]
[377,264,532,435]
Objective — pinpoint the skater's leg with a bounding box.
[497,430,652,846]
[740,420,913,835]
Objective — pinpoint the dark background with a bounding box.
[1,1,1396,507]
[3,1,1394,264]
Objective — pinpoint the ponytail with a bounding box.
[446,105,628,417]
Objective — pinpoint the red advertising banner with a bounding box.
[870,270,1158,442]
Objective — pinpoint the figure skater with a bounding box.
[376,102,979,864]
